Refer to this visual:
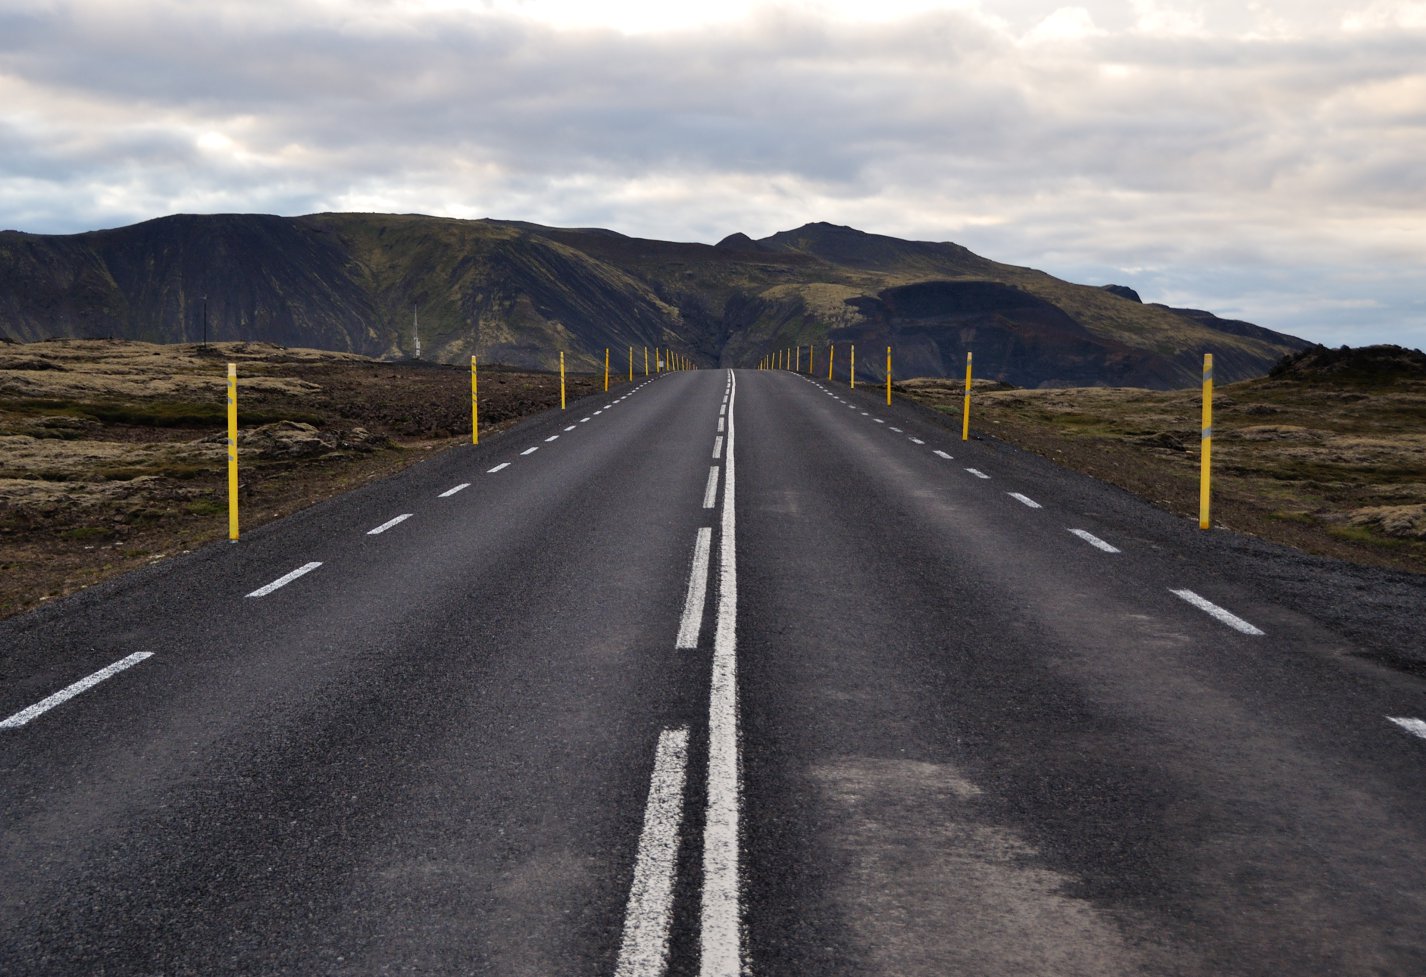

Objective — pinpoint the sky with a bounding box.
[1,0,1423,348]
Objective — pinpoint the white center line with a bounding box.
[1008,493,1042,509]
[1069,528,1121,553]
[368,513,413,535]
[703,368,741,975]
[580,417,591,423]
[909,437,924,445]
[521,446,539,456]
[545,435,560,442]
[703,466,720,509]
[717,417,725,433]
[676,528,714,649]
[564,425,577,432]
[966,468,990,479]
[248,561,323,597]
[438,483,470,498]
[1170,589,1265,636]
[933,450,953,460]
[1388,717,1426,741]
[889,426,903,432]
[488,462,511,473]
[1,652,154,729]
[713,435,724,459]
[874,419,885,424]
[595,410,604,415]
[614,726,691,977]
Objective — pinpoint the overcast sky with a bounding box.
[2,0,1423,347]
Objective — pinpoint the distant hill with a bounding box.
[0,214,1309,387]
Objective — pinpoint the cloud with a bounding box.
[0,0,1423,348]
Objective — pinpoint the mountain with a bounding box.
[0,214,1309,386]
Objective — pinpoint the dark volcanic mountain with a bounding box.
[0,214,1308,387]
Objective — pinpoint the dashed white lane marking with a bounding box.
[717,417,725,433]
[521,446,540,456]
[720,404,727,415]
[677,528,714,649]
[933,450,953,460]
[874,419,885,424]
[595,410,604,415]
[488,462,511,473]
[581,417,592,423]
[1008,493,1042,509]
[889,426,903,432]
[564,425,577,432]
[1,652,154,729]
[438,483,470,498]
[703,368,741,975]
[367,513,413,535]
[248,561,323,597]
[1069,529,1121,553]
[545,435,560,442]
[909,437,925,445]
[713,435,724,459]
[703,467,720,509]
[1388,717,1426,741]
[614,726,690,977]
[967,468,990,479]
[1170,589,1265,636]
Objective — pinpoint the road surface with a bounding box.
[3,367,1425,976]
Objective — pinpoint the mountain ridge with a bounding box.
[0,213,1309,387]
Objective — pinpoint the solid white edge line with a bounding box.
[1069,528,1121,553]
[1170,589,1265,636]
[703,466,720,509]
[676,528,714,649]
[438,483,470,498]
[367,513,413,535]
[1008,493,1042,509]
[933,450,953,460]
[488,462,511,473]
[1387,717,1426,740]
[702,368,741,976]
[713,435,724,460]
[967,468,990,479]
[1,652,154,729]
[614,727,691,977]
[247,561,323,597]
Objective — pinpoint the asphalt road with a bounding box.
[3,367,1424,976]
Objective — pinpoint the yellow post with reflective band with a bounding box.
[644,346,649,377]
[628,345,633,382]
[828,345,834,381]
[807,344,813,376]
[1200,353,1213,530]
[886,346,892,405]
[471,355,479,444]
[559,351,566,410]
[795,346,801,372]
[604,348,610,391]
[850,344,856,389]
[962,351,973,441]
[227,363,239,541]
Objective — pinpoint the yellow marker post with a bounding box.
[644,346,649,377]
[1200,353,1213,530]
[850,344,856,389]
[886,346,892,406]
[227,363,239,541]
[471,355,479,444]
[807,344,814,377]
[604,348,610,391]
[961,351,973,441]
[559,351,566,410]
[795,346,801,372]
[628,345,633,383]
[828,345,834,381]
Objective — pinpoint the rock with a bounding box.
[1347,505,1426,540]
[237,420,336,459]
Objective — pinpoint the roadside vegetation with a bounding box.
[0,339,608,618]
[899,344,1426,575]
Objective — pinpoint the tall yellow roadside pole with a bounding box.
[628,345,633,382]
[644,346,649,377]
[1200,353,1213,530]
[828,345,834,381]
[807,344,814,376]
[604,348,610,391]
[886,346,892,406]
[961,351,973,441]
[850,344,856,389]
[795,346,801,372]
[559,351,566,410]
[471,356,479,444]
[227,363,239,541]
